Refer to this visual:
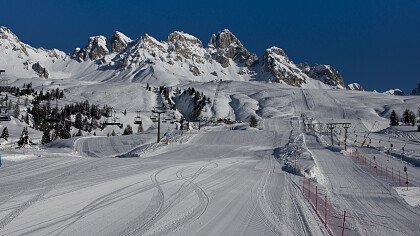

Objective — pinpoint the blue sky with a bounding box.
[2,0,420,93]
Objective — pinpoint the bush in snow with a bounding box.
[249,115,258,128]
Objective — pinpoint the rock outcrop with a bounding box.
[208,29,258,68]
[298,63,345,88]
[261,47,308,86]
[346,83,364,91]
[32,62,49,78]
[110,31,131,53]
[72,36,109,61]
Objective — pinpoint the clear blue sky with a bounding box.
[2,0,419,93]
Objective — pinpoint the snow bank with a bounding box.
[394,187,420,207]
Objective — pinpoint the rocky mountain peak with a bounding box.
[266,46,288,59]
[72,35,109,61]
[167,31,203,48]
[209,29,240,49]
[262,47,308,86]
[167,31,204,62]
[298,63,345,88]
[208,29,258,68]
[0,26,19,41]
[110,31,131,53]
[346,83,364,91]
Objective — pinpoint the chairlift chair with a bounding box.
[134,111,142,124]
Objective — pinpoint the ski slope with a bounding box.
[0,79,419,235]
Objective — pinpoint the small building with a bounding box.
[0,106,11,121]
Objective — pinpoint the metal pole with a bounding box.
[344,127,348,151]
[315,186,318,212]
[324,195,327,228]
[157,113,161,143]
[341,211,347,236]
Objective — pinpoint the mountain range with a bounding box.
[1,26,347,89]
[1,26,418,94]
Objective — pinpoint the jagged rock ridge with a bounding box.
[1,26,346,88]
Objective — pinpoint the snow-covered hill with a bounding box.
[1,26,348,88]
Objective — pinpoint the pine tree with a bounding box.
[249,115,258,128]
[409,111,416,126]
[403,109,411,124]
[41,129,51,144]
[74,113,83,129]
[390,110,399,126]
[76,129,82,136]
[17,127,29,147]
[1,127,9,141]
[111,130,116,136]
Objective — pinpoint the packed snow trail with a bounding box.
[0,126,328,236]
[304,134,420,236]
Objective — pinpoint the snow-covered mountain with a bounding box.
[384,88,405,96]
[346,82,364,91]
[1,26,346,88]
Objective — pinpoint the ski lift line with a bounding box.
[349,131,418,145]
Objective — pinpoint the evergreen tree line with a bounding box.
[389,107,420,129]
[183,87,211,121]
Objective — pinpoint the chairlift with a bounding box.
[103,109,121,126]
[134,111,142,125]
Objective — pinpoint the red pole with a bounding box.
[342,211,347,236]
[325,195,327,228]
[308,179,311,199]
[303,177,305,195]
[391,167,393,181]
[316,186,318,212]
[399,170,401,185]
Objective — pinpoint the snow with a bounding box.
[384,88,405,96]
[394,187,420,207]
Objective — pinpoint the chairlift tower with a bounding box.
[341,123,351,151]
[326,123,336,146]
[152,107,166,143]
